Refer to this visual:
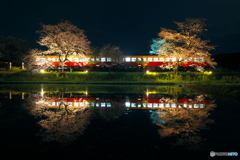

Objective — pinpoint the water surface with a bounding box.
[0,84,239,159]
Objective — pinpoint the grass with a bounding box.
[0,70,240,84]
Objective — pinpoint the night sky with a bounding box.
[0,0,239,55]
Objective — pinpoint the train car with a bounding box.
[34,55,210,71]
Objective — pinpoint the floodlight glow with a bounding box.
[40,69,44,73]
[204,71,212,75]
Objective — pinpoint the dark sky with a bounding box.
[0,0,240,55]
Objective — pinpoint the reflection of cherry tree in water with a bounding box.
[156,96,216,149]
[27,92,91,144]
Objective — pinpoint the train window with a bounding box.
[131,58,136,62]
[159,103,164,108]
[125,57,131,62]
[171,103,176,108]
[148,103,152,108]
[41,58,46,61]
[194,58,199,62]
[159,58,164,62]
[91,58,95,61]
[194,104,199,108]
[68,58,72,61]
[148,58,152,61]
[143,58,146,61]
[80,58,84,62]
[74,58,79,62]
[68,102,72,106]
[137,58,142,61]
[131,103,136,107]
[153,103,158,108]
[85,58,90,61]
[101,58,106,62]
[189,57,193,61]
[153,58,158,62]
[172,58,176,61]
[107,58,112,62]
[74,102,78,107]
[36,58,40,62]
[166,58,170,62]
[166,103,170,108]
[125,102,130,107]
[95,58,99,61]
[200,58,205,62]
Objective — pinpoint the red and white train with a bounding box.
[35,55,210,69]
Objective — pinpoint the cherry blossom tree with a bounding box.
[158,18,217,74]
[99,44,123,73]
[37,21,91,72]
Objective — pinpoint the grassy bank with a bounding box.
[0,70,240,84]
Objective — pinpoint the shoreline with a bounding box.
[0,81,178,86]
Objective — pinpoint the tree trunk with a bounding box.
[173,63,179,75]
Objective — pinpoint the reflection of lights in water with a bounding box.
[41,87,44,97]
[146,89,149,97]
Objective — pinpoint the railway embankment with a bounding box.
[0,71,240,85]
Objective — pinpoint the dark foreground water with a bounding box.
[0,84,239,160]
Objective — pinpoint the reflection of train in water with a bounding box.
[34,55,210,70]
[36,95,210,110]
